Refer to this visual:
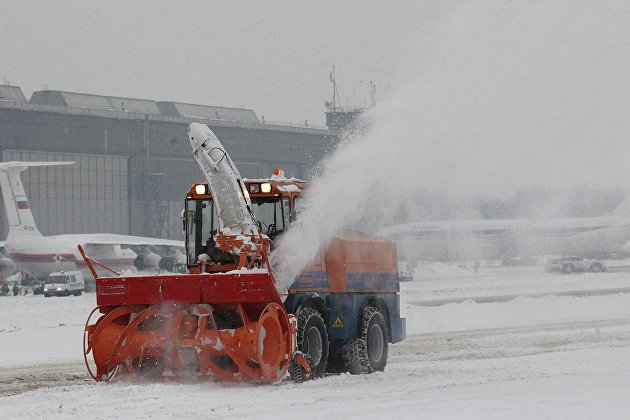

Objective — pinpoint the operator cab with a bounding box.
[184,170,305,270]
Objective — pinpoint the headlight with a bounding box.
[43,288,48,292]
[56,287,62,291]
[194,184,207,195]
[261,183,272,193]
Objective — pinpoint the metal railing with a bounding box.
[0,101,336,134]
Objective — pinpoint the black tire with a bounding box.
[590,263,603,273]
[44,294,50,298]
[342,306,388,374]
[341,337,368,374]
[288,353,313,383]
[561,264,574,274]
[295,307,328,378]
[74,291,82,296]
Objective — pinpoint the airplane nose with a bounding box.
[0,256,16,275]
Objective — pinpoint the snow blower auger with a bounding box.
[80,231,303,383]
[81,123,312,383]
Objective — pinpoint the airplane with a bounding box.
[0,161,184,288]
[377,210,630,263]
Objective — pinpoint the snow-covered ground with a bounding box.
[0,294,91,367]
[1,265,630,418]
[409,263,630,300]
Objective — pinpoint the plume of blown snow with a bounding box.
[273,1,630,290]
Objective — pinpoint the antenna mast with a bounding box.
[328,66,342,111]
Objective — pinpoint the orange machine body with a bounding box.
[298,230,399,293]
[285,231,406,344]
[83,172,405,384]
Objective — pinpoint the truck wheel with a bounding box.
[342,306,388,374]
[44,294,50,298]
[590,263,604,273]
[295,307,328,378]
[74,291,82,296]
[561,263,574,274]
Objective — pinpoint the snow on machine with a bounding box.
[82,123,405,384]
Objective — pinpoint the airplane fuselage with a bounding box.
[5,234,137,280]
[379,216,630,262]
[0,161,184,283]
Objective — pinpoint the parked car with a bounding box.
[43,271,85,297]
[545,256,605,274]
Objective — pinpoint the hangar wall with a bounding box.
[0,87,337,240]
[1,150,130,236]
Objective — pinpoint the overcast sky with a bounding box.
[1,1,461,125]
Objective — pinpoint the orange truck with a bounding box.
[82,123,404,384]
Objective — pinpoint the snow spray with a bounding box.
[273,1,630,290]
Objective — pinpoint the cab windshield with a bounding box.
[185,197,290,266]
[251,198,290,236]
[48,276,72,284]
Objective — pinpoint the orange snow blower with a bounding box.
[80,235,304,383]
[82,122,313,383]
[81,123,405,385]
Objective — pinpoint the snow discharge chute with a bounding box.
[188,122,258,236]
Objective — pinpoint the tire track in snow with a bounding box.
[3,319,630,397]
[0,362,88,397]
[408,287,630,306]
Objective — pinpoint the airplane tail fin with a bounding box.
[0,161,74,239]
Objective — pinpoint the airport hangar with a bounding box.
[0,85,338,240]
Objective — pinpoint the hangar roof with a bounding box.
[28,90,259,123]
[0,85,27,103]
[30,90,161,114]
[157,101,259,123]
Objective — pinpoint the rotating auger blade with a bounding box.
[84,272,295,383]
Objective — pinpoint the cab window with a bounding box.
[185,199,218,265]
[251,197,290,236]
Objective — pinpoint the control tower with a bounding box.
[324,67,374,130]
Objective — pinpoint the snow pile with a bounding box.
[403,293,630,335]
[413,262,472,279]
[405,265,630,300]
